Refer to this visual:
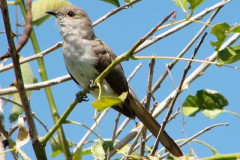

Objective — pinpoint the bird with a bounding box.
[46,5,183,157]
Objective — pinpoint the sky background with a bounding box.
[0,0,240,159]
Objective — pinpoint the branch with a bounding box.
[0,75,71,96]
[140,6,223,102]
[0,0,32,60]
[160,123,229,158]
[153,32,240,118]
[133,0,231,53]
[93,0,141,26]
[0,0,47,159]
[0,42,62,73]
[153,32,207,155]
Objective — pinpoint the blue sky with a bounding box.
[0,0,240,159]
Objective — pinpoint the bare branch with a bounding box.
[150,32,208,156]
[0,42,62,72]
[160,123,229,158]
[93,0,141,26]
[0,0,32,60]
[0,75,71,96]
[0,0,47,158]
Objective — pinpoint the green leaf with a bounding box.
[100,0,120,7]
[72,149,82,160]
[231,24,240,33]
[202,109,223,119]
[9,59,36,122]
[187,0,205,11]
[50,136,75,158]
[217,45,240,64]
[182,95,201,116]
[172,0,188,13]
[91,141,105,160]
[117,145,139,157]
[92,92,127,112]
[182,89,228,118]
[50,139,61,158]
[102,141,114,152]
[210,23,231,51]
[32,0,72,26]
[72,147,92,160]
[124,0,132,3]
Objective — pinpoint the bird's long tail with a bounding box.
[127,88,183,157]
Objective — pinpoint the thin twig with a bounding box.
[127,62,142,82]
[0,42,62,72]
[72,109,109,154]
[112,113,121,143]
[160,123,229,158]
[93,0,141,26]
[124,128,143,160]
[0,75,71,96]
[0,0,32,60]
[140,57,155,156]
[150,32,208,156]
[0,96,23,108]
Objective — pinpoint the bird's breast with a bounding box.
[62,38,118,98]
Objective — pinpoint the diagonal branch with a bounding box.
[0,0,32,60]
[0,0,47,159]
[93,0,141,26]
[150,32,208,156]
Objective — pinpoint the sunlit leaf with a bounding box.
[92,92,127,112]
[202,109,223,119]
[211,23,231,51]
[50,139,62,158]
[187,0,205,11]
[182,89,228,118]
[9,59,37,122]
[91,141,105,160]
[100,0,120,7]
[231,24,240,33]
[172,0,188,13]
[50,136,75,158]
[117,145,139,157]
[217,45,240,64]
[32,0,72,25]
[182,95,200,116]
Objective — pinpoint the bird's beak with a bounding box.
[46,10,59,17]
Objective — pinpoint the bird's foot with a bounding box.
[90,80,98,91]
[76,91,89,103]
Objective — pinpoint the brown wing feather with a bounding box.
[92,38,135,118]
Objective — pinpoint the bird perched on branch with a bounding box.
[46,5,183,157]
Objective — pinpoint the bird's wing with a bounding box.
[92,38,135,118]
[91,38,128,95]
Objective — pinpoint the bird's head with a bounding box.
[46,5,94,39]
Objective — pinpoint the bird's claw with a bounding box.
[76,91,89,103]
[90,80,98,91]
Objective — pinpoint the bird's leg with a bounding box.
[75,91,89,103]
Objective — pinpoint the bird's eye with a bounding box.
[67,11,75,17]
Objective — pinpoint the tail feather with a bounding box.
[127,88,183,157]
